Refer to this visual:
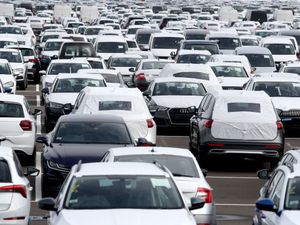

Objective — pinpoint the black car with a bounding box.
[36,114,137,196]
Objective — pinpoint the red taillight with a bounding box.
[136,73,146,81]
[264,145,281,149]
[277,121,283,129]
[19,120,32,131]
[4,217,26,221]
[147,119,154,128]
[0,185,27,198]
[196,187,212,204]
[204,119,213,128]
[29,58,39,63]
[208,143,224,147]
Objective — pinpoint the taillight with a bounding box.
[196,187,212,203]
[19,120,32,131]
[204,119,213,128]
[29,58,39,63]
[4,217,25,221]
[147,119,154,128]
[264,145,281,149]
[277,121,283,129]
[136,73,146,81]
[0,185,27,198]
[208,143,224,147]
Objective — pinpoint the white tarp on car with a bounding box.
[211,91,277,140]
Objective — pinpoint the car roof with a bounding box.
[262,37,293,44]
[153,77,207,84]
[151,32,184,38]
[182,40,218,44]
[110,53,142,58]
[82,87,142,97]
[56,73,105,80]
[0,93,25,102]
[211,89,271,100]
[75,162,167,177]
[0,48,19,53]
[78,69,120,75]
[108,147,194,157]
[59,114,125,123]
[50,59,89,64]
[45,39,67,43]
[0,147,13,158]
[207,62,245,67]
[96,35,126,42]
[0,59,9,64]
[177,49,211,55]
[251,73,300,82]
[235,46,272,54]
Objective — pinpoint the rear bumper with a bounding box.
[1,134,35,156]
[152,109,193,129]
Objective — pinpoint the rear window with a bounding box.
[99,101,131,111]
[228,102,261,113]
[88,60,104,69]
[173,72,209,80]
[0,159,11,182]
[0,102,24,117]
[101,74,121,83]
[60,43,96,59]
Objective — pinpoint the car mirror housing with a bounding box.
[257,169,270,180]
[32,108,42,116]
[129,67,135,72]
[63,103,73,113]
[136,137,154,146]
[24,167,40,177]
[256,198,278,213]
[36,136,48,146]
[38,198,57,211]
[41,87,49,94]
[189,197,205,210]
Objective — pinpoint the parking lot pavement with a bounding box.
[19,85,300,225]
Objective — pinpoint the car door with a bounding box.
[0,158,13,211]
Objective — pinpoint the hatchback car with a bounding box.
[38,162,205,225]
[102,147,216,225]
[0,145,39,225]
[0,59,16,94]
[189,90,284,165]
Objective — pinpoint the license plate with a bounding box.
[281,118,292,121]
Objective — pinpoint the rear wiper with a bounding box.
[172,173,194,178]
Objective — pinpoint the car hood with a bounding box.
[42,51,59,57]
[10,63,24,70]
[111,67,133,76]
[255,67,276,73]
[271,97,300,111]
[0,76,15,85]
[280,211,300,225]
[152,96,203,108]
[217,77,250,88]
[55,209,194,225]
[219,49,235,55]
[151,49,175,58]
[45,143,133,166]
[47,93,79,105]
[97,53,114,60]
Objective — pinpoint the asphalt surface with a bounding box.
[19,83,300,225]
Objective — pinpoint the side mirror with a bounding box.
[41,87,49,94]
[143,90,151,99]
[170,51,176,59]
[256,198,278,213]
[136,137,154,146]
[63,103,73,113]
[36,136,48,146]
[201,168,208,177]
[257,169,270,180]
[186,106,197,114]
[189,197,205,210]
[275,63,281,72]
[4,87,12,93]
[251,67,256,74]
[24,167,40,177]
[32,108,42,116]
[38,198,57,211]
[39,70,46,76]
[129,67,136,72]
[50,55,58,60]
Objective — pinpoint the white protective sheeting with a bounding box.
[211,93,278,141]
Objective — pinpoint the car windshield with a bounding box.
[152,37,183,49]
[48,63,90,75]
[127,41,137,48]
[0,27,22,34]
[0,63,11,74]
[211,66,248,77]
[0,41,17,48]
[254,82,300,97]
[54,122,132,144]
[85,28,103,35]
[99,101,132,111]
[0,159,11,182]
[285,177,300,210]
[110,58,141,67]
[186,34,206,40]
[0,102,24,117]
[153,82,206,96]
[209,37,241,50]
[64,175,184,209]
[183,43,219,54]
[244,54,275,67]
[53,78,105,93]
[173,72,209,80]
[264,43,295,55]
[42,35,60,43]
[177,54,210,64]
[136,33,152,44]
[97,42,127,53]
[19,49,34,57]
[127,28,140,34]
[283,67,300,75]
[44,42,63,51]
[0,52,22,63]
[88,61,104,69]
[228,102,261,113]
[142,61,169,70]
[115,155,199,178]
[101,73,121,83]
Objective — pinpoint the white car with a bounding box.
[43,73,107,131]
[71,87,157,144]
[0,145,39,225]
[102,147,216,225]
[0,59,16,94]
[38,162,205,225]
[0,94,40,163]
[206,33,242,55]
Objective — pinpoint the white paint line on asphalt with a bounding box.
[35,152,42,201]
[207,176,258,179]
[286,138,300,140]
[36,84,39,92]
[216,203,255,207]
[36,114,41,135]
[36,95,40,107]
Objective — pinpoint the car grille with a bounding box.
[280,110,300,117]
[168,108,193,124]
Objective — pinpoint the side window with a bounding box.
[281,154,292,165]
[13,152,24,177]
[24,99,31,114]
[74,92,85,110]
[101,152,110,162]
[0,159,12,182]
[266,170,283,198]
[269,173,285,209]
[56,172,72,208]
[198,95,209,113]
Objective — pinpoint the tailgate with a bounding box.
[125,119,148,140]
[174,178,201,200]
[0,159,13,211]
[0,118,24,136]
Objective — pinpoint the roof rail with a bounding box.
[283,161,294,173]
[76,160,82,172]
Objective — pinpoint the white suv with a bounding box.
[38,162,205,225]
[0,145,39,225]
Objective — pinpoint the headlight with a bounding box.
[47,160,70,171]
[49,102,64,109]
[4,81,14,87]
[13,68,24,74]
[149,104,168,113]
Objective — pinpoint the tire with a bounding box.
[45,117,54,133]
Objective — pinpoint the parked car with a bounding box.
[0,59,17,94]
[38,162,205,225]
